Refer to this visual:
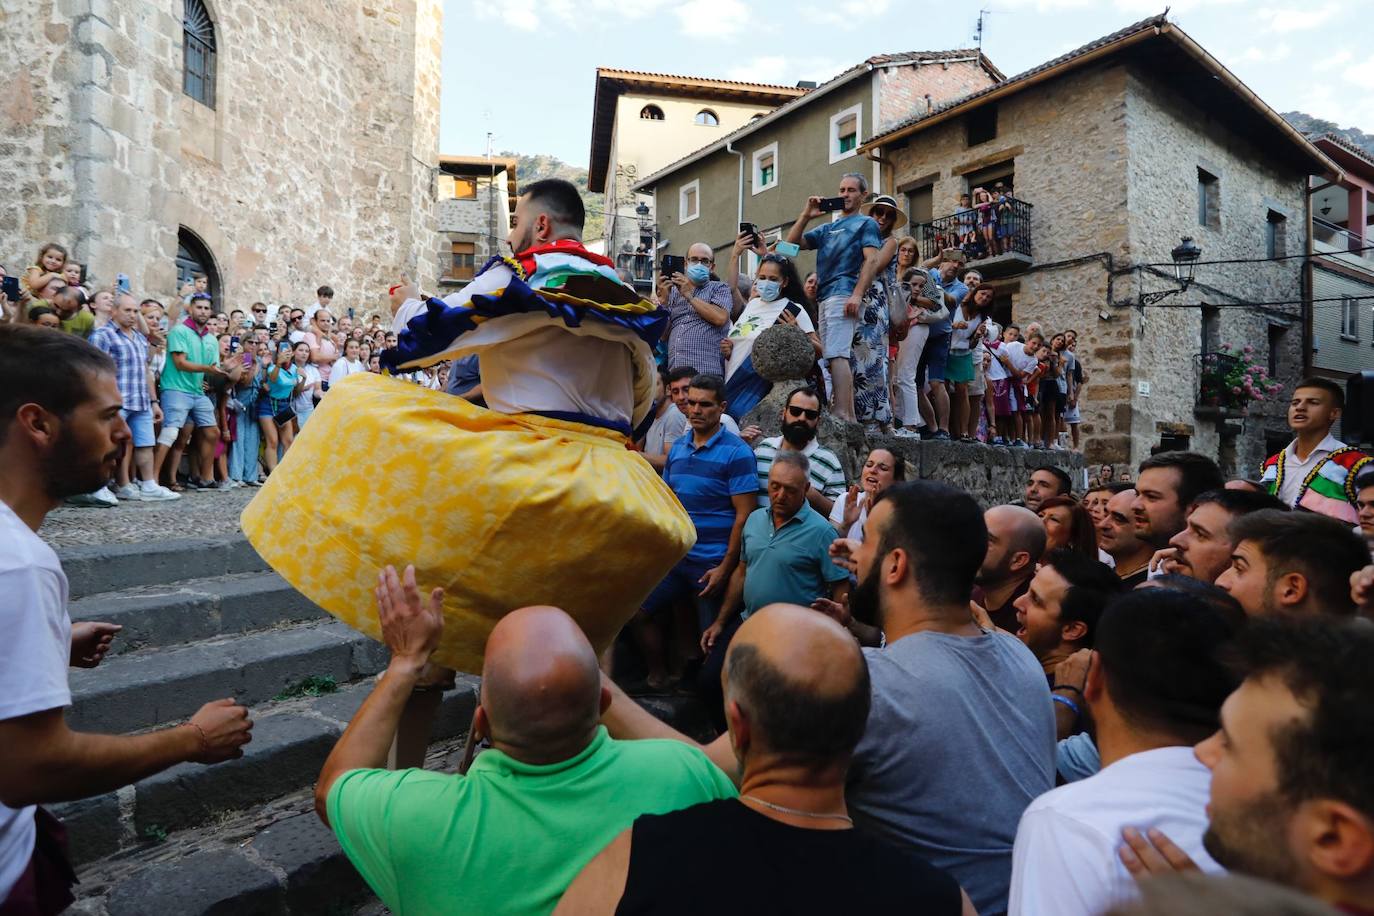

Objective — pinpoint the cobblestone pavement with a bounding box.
[40,486,256,548]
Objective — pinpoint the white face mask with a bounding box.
[755,279,781,302]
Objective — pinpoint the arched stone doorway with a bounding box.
[176,227,221,309]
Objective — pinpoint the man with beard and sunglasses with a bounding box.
[751,387,846,515]
[1117,616,1374,915]
[0,326,253,911]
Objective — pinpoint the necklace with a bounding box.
[740,795,853,824]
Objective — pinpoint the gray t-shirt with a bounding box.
[644,403,688,458]
[848,628,1055,916]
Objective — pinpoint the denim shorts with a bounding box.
[918,331,952,384]
[818,295,858,360]
[160,389,216,430]
[121,408,155,448]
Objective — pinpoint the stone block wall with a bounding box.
[876,57,999,133]
[1122,66,1306,475]
[0,0,441,314]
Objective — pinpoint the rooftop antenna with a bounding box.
[974,8,991,56]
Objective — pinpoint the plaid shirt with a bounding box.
[90,324,151,412]
[666,280,731,377]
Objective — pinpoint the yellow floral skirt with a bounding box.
[241,373,696,673]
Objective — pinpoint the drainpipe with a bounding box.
[725,140,747,281]
[1303,179,1315,376]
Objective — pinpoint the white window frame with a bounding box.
[1341,296,1359,340]
[829,103,862,164]
[752,142,779,195]
[678,179,700,225]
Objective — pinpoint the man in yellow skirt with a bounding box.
[242,180,695,726]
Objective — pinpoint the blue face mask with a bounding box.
[755,279,782,302]
[686,263,711,285]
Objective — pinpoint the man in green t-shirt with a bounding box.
[154,294,225,487]
[316,566,736,916]
[51,286,95,339]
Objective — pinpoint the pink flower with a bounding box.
[1243,345,1254,354]
[1232,386,1242,394]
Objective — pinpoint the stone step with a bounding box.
[69,571,329,656]
[58,677,481,866]
[59,535,267,600]
[67,620,392,735]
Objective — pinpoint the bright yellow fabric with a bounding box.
[240,372,696,672]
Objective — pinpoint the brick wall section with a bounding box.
[0,0,441,312]
[877,58,998,133]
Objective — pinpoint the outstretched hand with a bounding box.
[375,565,444,669]
[70,621,121,668]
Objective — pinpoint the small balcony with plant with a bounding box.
[1195,345,1283,420]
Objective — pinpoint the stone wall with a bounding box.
[1122,65,1307,475]
[0,0,441,313]
[876,56,997,133]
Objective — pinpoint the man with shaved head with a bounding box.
[973,504,1046,633]
[571,605,972,915]
[315,566,735,916]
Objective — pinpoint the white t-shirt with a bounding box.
[828,489,868,542]
[292,364,322,414]
[0,501,72,900]
[329,358,364,385]
[1277,434,1343,508]
[1008,746,1222,915]
[985,342,1010,382]
[725,297,815,380]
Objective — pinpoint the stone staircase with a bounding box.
[54,535,481,916]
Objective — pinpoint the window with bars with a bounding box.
[450,241,476,281]
[1342,296,1360,340]
[183,0,216,108]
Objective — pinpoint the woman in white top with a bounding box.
[829,447,906,541]
[949,285,991,442]
[290,340,323,430]
[328,337,365,388]
[718,251,821,421]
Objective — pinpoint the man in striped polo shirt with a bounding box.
[752,386,846,514]
[637,373,757,690]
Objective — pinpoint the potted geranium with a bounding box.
[1199,345,1282,417]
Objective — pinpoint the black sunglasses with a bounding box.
[786,404,819,420]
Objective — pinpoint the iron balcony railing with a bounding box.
[616,252,654,283]
[913,197,1033,264]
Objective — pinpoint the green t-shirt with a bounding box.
[59,309,95,339]
[161,321,218,394]
[327,727,736,916]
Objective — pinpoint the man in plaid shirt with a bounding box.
[90,293,180,501]
[658,242,732,377]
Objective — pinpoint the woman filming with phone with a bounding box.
[257,341,303,474]
[718,249,820,421]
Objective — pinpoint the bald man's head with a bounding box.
[478,606,607,765]
[722,604,870,771]
[978,505,1046,587]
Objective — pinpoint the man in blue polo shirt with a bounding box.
[701,450,850,657]
[636,373,756,690]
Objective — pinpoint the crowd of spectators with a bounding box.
[5,204,1374,916]
[0,245,445,507]
[648,175,1085,449]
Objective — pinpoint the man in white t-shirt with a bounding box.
[0,325,254,908]
[1008,586,1241,915]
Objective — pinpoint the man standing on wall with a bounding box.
[785,173,882,423]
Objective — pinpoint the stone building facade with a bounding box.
[0,0,443,314]
[435,155,517,290]
[865,16,1335,474]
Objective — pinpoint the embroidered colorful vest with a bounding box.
[1260,444,1373,524]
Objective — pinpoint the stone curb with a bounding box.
[69,572,328,655]
[60,536,266,599]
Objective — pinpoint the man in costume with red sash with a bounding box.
[1259,377,1371,524]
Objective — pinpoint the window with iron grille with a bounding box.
[183,0,216,108]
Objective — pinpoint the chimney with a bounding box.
[796,80,818,89]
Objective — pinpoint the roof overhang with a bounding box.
[1313,136,1374,183]
[587,68,805,192]
[439,155,520,212]
[861,19,1342,183]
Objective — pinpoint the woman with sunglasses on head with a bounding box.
[718,245,820,421]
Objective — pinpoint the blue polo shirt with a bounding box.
[740,504,849,618]
[663,425,758,564]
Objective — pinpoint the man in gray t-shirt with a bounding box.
[848,630,1053,916]
[836,481,1055,916]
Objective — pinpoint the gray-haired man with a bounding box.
[785,173,882,422]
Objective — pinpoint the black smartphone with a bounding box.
[229,335,240,352]
[661,255,686,277]
[269,321,278,333]
[1,276,19,301]
[740,221,760,245]
[817,197,845,212]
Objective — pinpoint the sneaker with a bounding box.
[68,486,118,508]
[241,478,262,487]
[187,478,215,490]
[931,430,952,441]
[214,479,234,490]
[138,483,181,501]
[991,436,1007,446]
[1011,438,1029,448]
[893,427,922,439]
[113,483,142,501]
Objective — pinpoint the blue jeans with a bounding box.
[228,400,261,482]
[642,555,723,633]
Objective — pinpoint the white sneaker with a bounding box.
[68,486,119,508]
[114,483,142,501]
[138,484,181,501]
[893,427,922,439]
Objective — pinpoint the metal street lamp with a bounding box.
[1140,236,1203,305]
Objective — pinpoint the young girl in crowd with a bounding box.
[90,289,114,328]
[229,343,265,485]
[973,186,997,258]
[23,243,67,296]
[290,340,321,430]
[948,285,990,442]
[956,193,977,250]
[258,342,302,474]
[719,248,819,421]
[329,337,365,387]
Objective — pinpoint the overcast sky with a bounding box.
[438,0,1374,167]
